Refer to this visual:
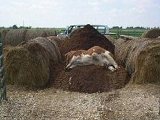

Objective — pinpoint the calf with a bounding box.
[65,46,119,71]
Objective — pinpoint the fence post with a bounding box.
[0,33,7,102]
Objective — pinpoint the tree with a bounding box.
[112,26,122,29]
[12,25,18,29]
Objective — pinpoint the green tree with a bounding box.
[12,25,18,29]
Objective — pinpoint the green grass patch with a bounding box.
[110,29,147,38]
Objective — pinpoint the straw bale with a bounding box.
[1,29,9,41]
[115,38,160,84]
[54,64,129,93]
[105,35,116,44]
[25,29,47,41]
[24,37,62,63]
[5,45,49,88]
[47,36,62,48]
[142,29,160,38]
[3,45,14,57]
[4,29,27,46]
[114,38,134,66]
[5,37,62,88]
[44,29,57,36]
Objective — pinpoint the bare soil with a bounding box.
[0,84,160,120]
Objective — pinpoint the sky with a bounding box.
[0,0,160,28]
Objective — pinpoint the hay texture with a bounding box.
[25,29,47,41]
[47,36,63,48]
[54,64,128,93]
[44,29,57,36]
[1,29,9,41]
[24,37,62,63]
[5,37,62,88]
[142,28,160,38]
[3,29,57,46]
[115,38,160,84]
[4,29,27,46]
[105,35,116,44]
[60,24,115,55]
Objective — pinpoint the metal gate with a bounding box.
[0,34,7,102]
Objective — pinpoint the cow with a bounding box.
[65,46,119,72]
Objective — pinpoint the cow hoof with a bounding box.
[64,68,71,72]
[108,66,115,72]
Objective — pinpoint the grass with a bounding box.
[110,28,147,39]
[0,27,146,38]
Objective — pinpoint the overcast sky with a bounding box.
[0,0,160,28]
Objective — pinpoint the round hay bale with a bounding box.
[3,45,14,57]
[57,35,66,40]
[105,35,116,44]
[5,45,50,88]
[24,37,62,63]
[115,38,160,84]
[1,29,9,41]
[44,29,57,36]
[142,28,160,38]
[4,29,27,46]
[25,29,47,41]
[47,36,63,48]
[5,37,62,88]
[60,24,115,55]
[54,64,129,93]
[115,38,134,66]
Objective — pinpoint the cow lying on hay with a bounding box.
[65,46,119,71]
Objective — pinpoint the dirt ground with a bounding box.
[0,84,160,120]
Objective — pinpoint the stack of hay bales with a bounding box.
[5,37,62,88]
[54,24,129,93]
[4,29,27,46]
[3,29,57,47]
[142,28,160,38]
[1,29,9,41]
[115,38,160,84]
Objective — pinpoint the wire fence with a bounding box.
[0,34,7,103]
[110,29,146,39]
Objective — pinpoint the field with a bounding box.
[110,28,146,38]
[0,26,160,120]
[0,28,146,40]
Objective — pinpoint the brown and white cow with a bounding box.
[65,46,119,71]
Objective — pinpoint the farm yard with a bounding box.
[0,24,160,120]
[1,84,160,120]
